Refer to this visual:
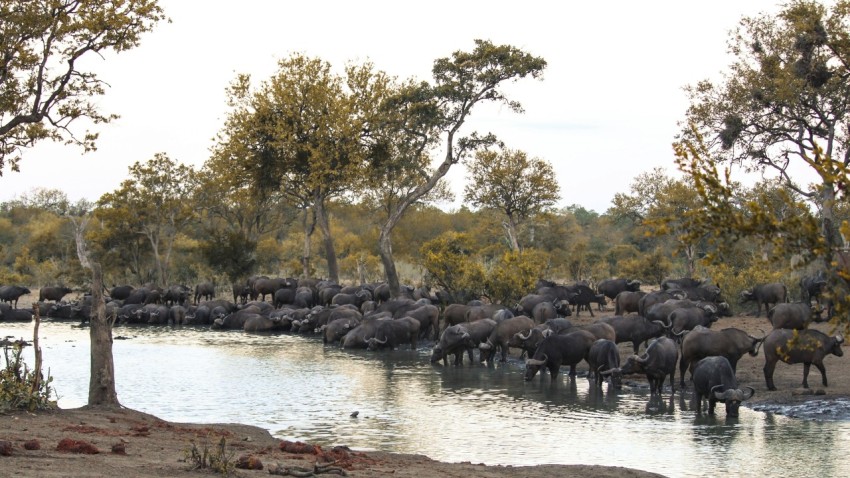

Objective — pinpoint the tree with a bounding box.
[680,1,850,306]
[610,168,707,276]
[96,153,195,285]
[0,0,166,172]
[420,231,486,303]
[213,57,373,282]
[366,40,546,296]
[463,147,560,251]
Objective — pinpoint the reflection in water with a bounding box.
[1,321,848,478]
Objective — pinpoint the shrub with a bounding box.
[0,341,56,412]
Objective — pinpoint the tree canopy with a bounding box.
[463,147,560,251]
[0,0,166,173]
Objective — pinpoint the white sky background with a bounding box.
[0,0,788,213]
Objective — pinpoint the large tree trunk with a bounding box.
[88,262,119,407]
[502,216,520,251]
[378,225,400,296]
[301,207,315,278]
[314,198,339,283]
[72,216,120,408]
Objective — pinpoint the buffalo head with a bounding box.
[524,354,548,381]
[711,385,755,416]
[598,365,623,389]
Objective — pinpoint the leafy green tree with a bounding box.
[365,40,546,296]
[96,153,195,285]
[420,231,486,302]
[463,147,560,251]
[214,56,375,282]
[0,0,166,172]
[485,249,549,305]
[610,168,706,276]
[619,247,673,286]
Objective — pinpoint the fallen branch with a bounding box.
[267,460,348,476]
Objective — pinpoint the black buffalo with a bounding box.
[692,356,754,416]
[614,290,646,316]
[524,330,596,381]
[616,336,678,395]
[588,339,622,388]
[763,328,844,390]
[38,286,72,303]
[800,271,827,307]
[740,282,787,317]
[598,315,665,354]
[767,302,822,330]
[679,326,763,388]
[194,282,215,304]
[597,278,642,302]
[0,285,31,308]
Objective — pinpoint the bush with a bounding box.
[0,341,56,412]
[184,436,235,474]
[704,261,785,314]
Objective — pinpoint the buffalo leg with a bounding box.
[802,362,811,388]
[763,360,778,391]
[668,370,676,394]
[679,357,689,388]
[815,362,828,386]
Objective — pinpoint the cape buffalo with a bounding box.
[480,316,535,363]
[599,315,665,354]
[740,282,787,317]
[679,326,763,387]
[692,356,754,416]
[588,339,622,388]
[39,286,72,303]
[616,336,678,395]
[0,285,31,308]
[597,278,642,300]
[763,328,844,390]
[767,302,822,330]
[524,329,596,381]
[614,290,646,315]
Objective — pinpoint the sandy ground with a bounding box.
[1,297,847,477]
[0,407,663,478]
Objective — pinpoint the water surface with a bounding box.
[2,321,848,478]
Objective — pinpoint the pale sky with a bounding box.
[1,0,786,213]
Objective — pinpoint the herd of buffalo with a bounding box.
[0,274,845,417]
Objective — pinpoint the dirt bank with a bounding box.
[0,407,664,477]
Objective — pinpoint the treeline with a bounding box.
[0,167,827,312]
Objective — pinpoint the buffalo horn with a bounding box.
[479,339,493,350]
[652,320,670,330]
[742,386,755,400]
[374,335,387,345]
[526,353,548,366]
[752,336,765,355]
[599,367,618,376]
[711,384,726,400]
[836,333,845,345]
[517,329,532,341]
